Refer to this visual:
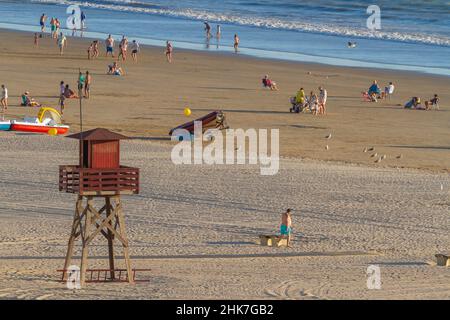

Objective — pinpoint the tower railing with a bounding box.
[59,165,139,195]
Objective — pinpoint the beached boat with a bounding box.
[10,107,69,135]
[0,120,11,131]
[169,111,227,136]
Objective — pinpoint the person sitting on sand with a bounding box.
[107,62,125,76]
[290,87,306,113]
[262,75,278,91]
[368,80,381,102]
[425,94,439,110]
[21,91,41,107]
[280,209,293,247]
[63,84,78,99]
[404,97,421,109]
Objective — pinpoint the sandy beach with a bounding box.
[0,30,449,172]
[0,133,449,299]
[0,28,450,300]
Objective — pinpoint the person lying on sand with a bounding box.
[63,84,78,99]
[107,62,125,76]
[425,94,439,110]
[21,91,41,107]
[280,209,293,247]
[404,97,421,109]
[262,75,278,91]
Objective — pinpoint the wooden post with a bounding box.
[80,196,93,285]
[114,196,134,284]
[106,197,116,280]
[63,195,83,280]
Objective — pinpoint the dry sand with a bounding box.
[0,29,449,300]
[0,134,449,299]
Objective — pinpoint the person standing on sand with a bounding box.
[58,32,67,55]
[204,22,211,38]
[319,86,328,115]
[84,71,92,99]
[39,14,47,33]
[1,85,8,112]
[234,34,239,53]
[105,34,115,58]
[93,40,99,58]
[34,33,39,47]
[118,36,128,61]
[280,209,293,247]
[166,41,173,63]
[130,40,140,62]
[216,25,221,39]
[87,42,93,60]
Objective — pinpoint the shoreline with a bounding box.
[0,28,449,173]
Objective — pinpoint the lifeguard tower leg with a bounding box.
[80,196,93,285]
[114,196,134,284]
[106,197,116,280]
[63,195,83,280]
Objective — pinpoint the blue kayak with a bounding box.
[0,120,11,131]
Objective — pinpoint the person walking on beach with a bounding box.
[319,86,328,115]
[84,71,92,99]
[58,32,67,55]
[280,209,293,247]
[1,85,8,112]
[166,41,173,63]
[50,17,56,38]
[130,40,140,62]
[39,14,47,33]
[105,34,115,58]
[234,34,240,53]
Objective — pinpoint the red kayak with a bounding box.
[169,111,220,135]
[11,122,69,135]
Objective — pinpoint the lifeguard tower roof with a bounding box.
[66,128,129,141]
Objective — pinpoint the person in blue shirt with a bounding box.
[368,80,381,102]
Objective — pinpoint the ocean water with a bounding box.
[0,0,449,76]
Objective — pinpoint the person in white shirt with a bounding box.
[58,33,67,55]
[130,40,140,62]
[1,84,8,111]
[383,82,395,100]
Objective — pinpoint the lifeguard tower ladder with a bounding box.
[59,128,139,285]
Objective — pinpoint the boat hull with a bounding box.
[169,111,219,135]
[0,121,11,131]
[10,122,69,135]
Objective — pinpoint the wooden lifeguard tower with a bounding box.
[59,128,139,285]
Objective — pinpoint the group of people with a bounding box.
[291,87,328,115]
[366,80,395,102]
[57,71,92,115]
[404,95,439,110]
[203,21,239,53]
